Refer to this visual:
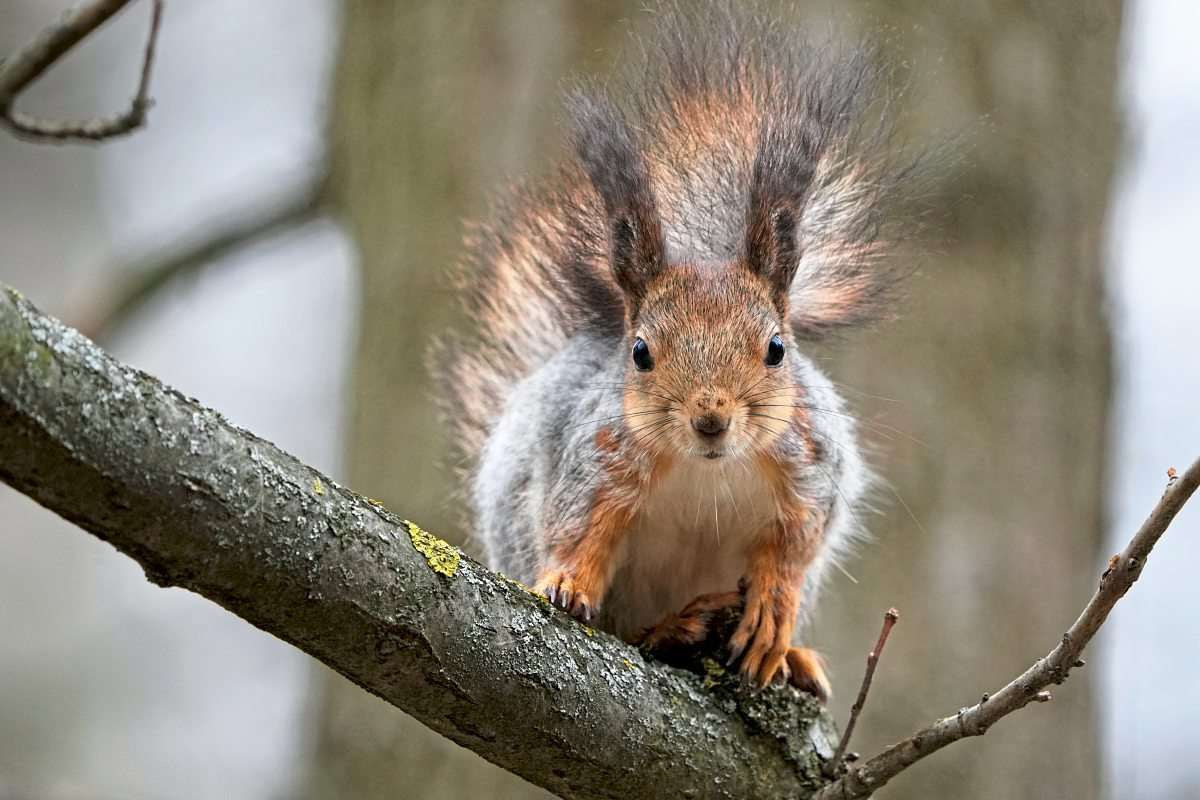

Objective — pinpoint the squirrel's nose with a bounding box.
[692,412,730,437]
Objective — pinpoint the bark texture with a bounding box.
[0,286,837,800]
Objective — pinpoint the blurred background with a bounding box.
[0,1,1195,799]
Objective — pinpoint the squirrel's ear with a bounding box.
[745,121,817,312]
[568,91,666,315]
[745,201,801,311]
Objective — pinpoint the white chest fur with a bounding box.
[602,457,777,639]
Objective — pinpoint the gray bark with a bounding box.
[0,285,836,800]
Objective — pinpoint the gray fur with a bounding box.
[475,340,868,640]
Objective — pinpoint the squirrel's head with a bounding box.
[621,263,799,461]
[570,91,834,461]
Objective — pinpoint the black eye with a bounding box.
[632,337,654,371]
[765,334,785,367]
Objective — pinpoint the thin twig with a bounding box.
[814,459,1200,800]
[0,0,164,144]
[825,607,900,778]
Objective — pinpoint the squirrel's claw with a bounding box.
[725,592,761,668]
[535,568,598,623]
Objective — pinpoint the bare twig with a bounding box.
[0,0,164,144]
[814,460,1200,800]
[825,607,900,778]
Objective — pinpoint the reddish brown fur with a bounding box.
[721,454,827,687]
[637,590,744,656]
[637,586,831,700]
[621,264,799,463]
[535,430,674,621]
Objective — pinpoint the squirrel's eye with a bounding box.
[632,337,654,371]
[765,334,786,367]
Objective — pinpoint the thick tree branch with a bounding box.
[0,285,836,800]
[0,0,164,143]
[815,458,1200,800]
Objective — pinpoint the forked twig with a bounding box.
[0,0,165,143]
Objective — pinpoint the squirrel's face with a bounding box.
[622,264,798,461]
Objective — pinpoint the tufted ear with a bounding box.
[744,120,819,313]
[568,91,666,317]
[746,201,802,312]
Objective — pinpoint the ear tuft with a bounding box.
[567,89,666,314]
[746,201,802,311]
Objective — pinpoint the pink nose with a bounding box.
[692,412,730,437]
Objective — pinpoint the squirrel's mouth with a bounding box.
[702,449,724,460]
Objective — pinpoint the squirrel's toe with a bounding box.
[786,647,831,703]
[534,568,600,622]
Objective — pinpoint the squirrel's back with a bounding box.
[436,3,914,483]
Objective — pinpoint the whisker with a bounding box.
[832,561,860,584]
[564,406,672,431]
[746,400,927,448]
[581,382,685,405]
[746,412,792,425]
[826,380,902,404]
[735,373,772,403]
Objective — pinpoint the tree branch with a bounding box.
[814,459,1200,800]
[825,608,899,778]
[0,284,836,800]
[0,0,164,144]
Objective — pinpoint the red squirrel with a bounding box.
[435,5,914,700]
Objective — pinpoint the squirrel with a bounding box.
[434,4,915,700]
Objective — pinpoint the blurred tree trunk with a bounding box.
[811,3,1121,800]
[302,3,636,798]
[306,1,1120,799]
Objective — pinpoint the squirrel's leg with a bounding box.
[534,483,638,622]
[728,499,823,688]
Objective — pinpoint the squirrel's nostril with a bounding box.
[692,413,730,436]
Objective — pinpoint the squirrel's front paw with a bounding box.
[534,568,598,622]
[727,584,796,688]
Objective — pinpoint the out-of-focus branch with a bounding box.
[74,181,328,341]
[0,0,164,144]
[815,459,1200,800]
[0,285,836,800]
